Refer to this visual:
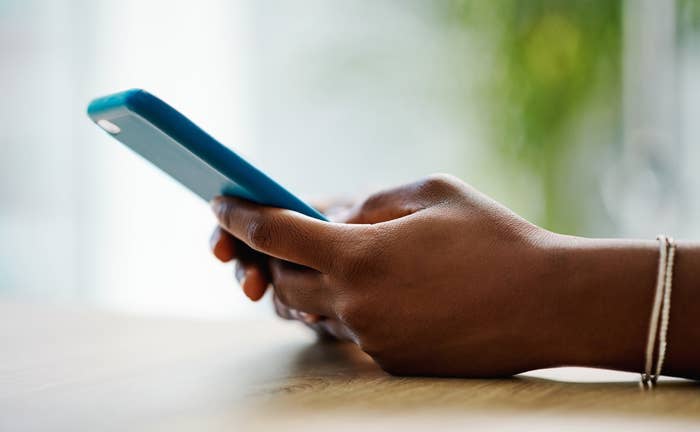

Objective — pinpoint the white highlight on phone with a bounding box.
[97,119,121,134]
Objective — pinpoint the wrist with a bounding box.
[539,234,658,372]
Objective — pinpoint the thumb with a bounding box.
[211,196,349,272]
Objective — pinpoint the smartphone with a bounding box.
[87,89,327,221]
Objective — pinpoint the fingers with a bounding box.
[314,316,356,342]
[210,226,236,262]
[236,263,269,301]
[272,294,352,341]
[212,196,354,272]
[272,293,294,320]
[269,259,334,317]
[211,226,270,301]
[272,294,321,323]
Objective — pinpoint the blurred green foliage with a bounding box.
[679,0,700,33]
[445,0,622,233]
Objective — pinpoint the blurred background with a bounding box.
[1,0,699,319]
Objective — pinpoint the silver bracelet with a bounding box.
[641,235,676,388]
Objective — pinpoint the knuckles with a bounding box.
[359,191,392,215]
[419,173,464,196]
[245,214,276,251]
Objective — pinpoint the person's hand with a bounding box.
[210,174,565,377]
[210,200,355,340]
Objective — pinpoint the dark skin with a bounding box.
[210,174,700,378]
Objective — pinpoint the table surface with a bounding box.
[1,301,698,431]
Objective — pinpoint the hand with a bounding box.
[211,174,561,377]
[210,200,356,340]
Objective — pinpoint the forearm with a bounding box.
[545,236,700,379]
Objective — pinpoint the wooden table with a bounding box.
[1,301,698,431]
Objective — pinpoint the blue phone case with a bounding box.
[87,89,327,221]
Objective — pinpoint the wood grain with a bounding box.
[0,301,698,431]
